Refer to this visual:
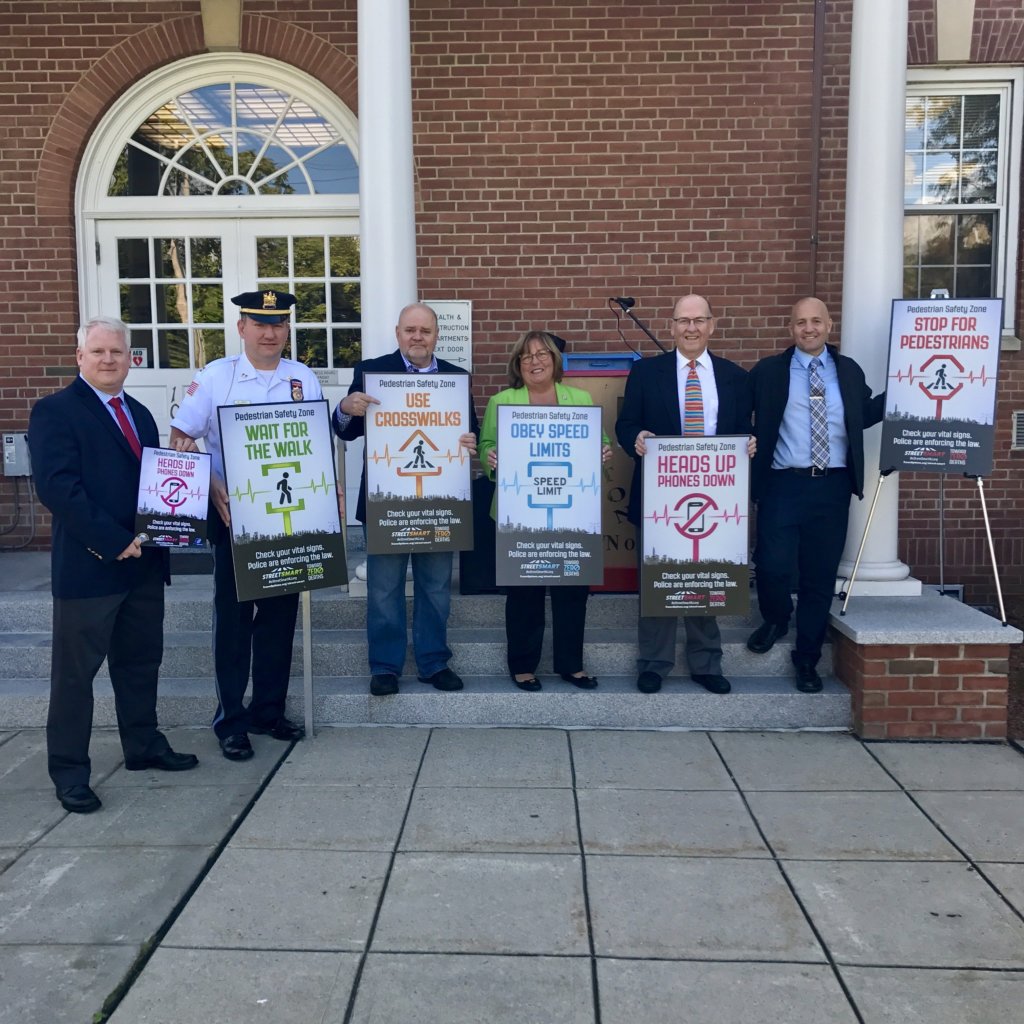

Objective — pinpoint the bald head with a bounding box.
[395,303,439,368]
[789,297,832,357]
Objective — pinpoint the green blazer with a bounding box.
[478,382,608,518]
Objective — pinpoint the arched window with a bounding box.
[77,55,361,432]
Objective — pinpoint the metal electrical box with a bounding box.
[2,433,31,477]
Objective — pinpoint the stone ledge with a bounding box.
[830,591,1022,646]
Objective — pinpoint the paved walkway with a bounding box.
[3,726,1024,1022]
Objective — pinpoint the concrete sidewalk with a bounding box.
[3,726,1024,1022]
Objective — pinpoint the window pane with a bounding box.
[191,284,223,323]
[330,236,360,277]
[956,266,993,297]
[925,95,961,150]
[960,150,997,203]
[920,267,954,296]
[195,329,225,367]
[119,283,152,323]
[330,282,361,322]
[919,216,954,265]
[153,238,186,277]
[957,214,993,265]
[905,97,925,150]
[305,147,359,194]
[293,237,326,277]
[333,328,362,368]
[296,328,327,368]
[128,329,153,368]
[295,283,326,322]
[963,94,999,149]
[904,267,919,296]
[190,238,222,278]
[257,237,289,278]
[903,218,920,266]
[157,329,190,369]
[923,153,958,203]
[904,153,924,205]
[156,283,188,324]
[117,238,151,278]
[164,166,215,197]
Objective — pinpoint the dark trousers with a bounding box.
[753,469,853,667]
[48,559,168,789]
[212,538,298,739]
[505,584,589,676]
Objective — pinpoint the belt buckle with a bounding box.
[810,466,827,477]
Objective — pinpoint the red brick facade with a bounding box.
[834,632,1011,740]
[1,0,1022,612]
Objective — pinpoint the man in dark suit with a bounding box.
[746,297,885,692]
[28,316,197,814]
[334,303,479,696]
[616,294,752,695]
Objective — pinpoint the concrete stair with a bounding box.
[0,574,851,731]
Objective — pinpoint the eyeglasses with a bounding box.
[520,350,553,362]
[671,317,712,327]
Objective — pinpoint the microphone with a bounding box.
[611,296,636,310]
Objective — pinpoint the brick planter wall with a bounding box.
[832,632,1010,740]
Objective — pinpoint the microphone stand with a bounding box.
[609,299,669,354]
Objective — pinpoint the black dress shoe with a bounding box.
[56,784,101,814]
[636,671,662,694]
[249,717,305,742]
[512,673,542,692]
[370,673,400,695]
[220,734,254,761]
[560,672,598,689]
[747,620,789,654]
[794,662,823,693]
[125,749,199,771]
[418,667,464,691]
[692,673,732,694]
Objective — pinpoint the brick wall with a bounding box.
[833,632,1011,740]
[0,0,1021,612]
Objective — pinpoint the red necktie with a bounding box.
[108,396,142,459]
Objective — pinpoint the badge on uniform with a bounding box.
[290,379,304,401]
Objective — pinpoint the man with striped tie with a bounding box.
[746,297,885,692]
[616,294,752,695]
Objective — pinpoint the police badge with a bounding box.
[290,378,304,401]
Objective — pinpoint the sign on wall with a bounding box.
[363,372,474,553]
[640,435,749,616]
[880,298,1002,475]
[424,299,472,369]
[495,405,604,586]
[219,400,346,601]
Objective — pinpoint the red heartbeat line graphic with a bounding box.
[890,364,993,385]
[369,444,469,466]
[143,484,207,499]
[646,503,746,525]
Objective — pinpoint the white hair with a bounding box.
[77,316,129,349]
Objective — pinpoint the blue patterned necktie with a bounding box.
[809,357,829,471]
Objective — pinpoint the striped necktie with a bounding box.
[809,357,829,470]
[683,360,704,435]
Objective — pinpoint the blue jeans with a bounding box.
[366,548,453,677]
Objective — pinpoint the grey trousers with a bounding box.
[636,613,723,678]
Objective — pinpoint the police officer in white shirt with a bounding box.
[169,290,322,761]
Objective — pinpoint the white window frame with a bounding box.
[906,67,1023,339]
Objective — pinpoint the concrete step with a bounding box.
[0,626,830,680]
[0,674,850,730]
[0,588,764,632]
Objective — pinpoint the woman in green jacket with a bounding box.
[479,330,611,691]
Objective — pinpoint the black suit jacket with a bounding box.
[615,350,753,525]
[334,350,481,523]
[29,376,169,598]
[749,344,885,501]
